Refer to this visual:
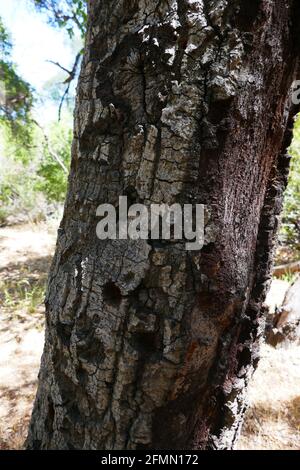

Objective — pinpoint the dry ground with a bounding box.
[237,344,300,450]
[0,223,55,450]
[0,223,299,450]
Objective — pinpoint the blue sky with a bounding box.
[0,0,77,122]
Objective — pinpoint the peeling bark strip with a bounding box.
[26,0,300,450]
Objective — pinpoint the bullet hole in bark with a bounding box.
[102,281,122,307]
[201,243,215,255]
[132,331,157,354]
[124,185,139,205]
[57,322,72,347]
[207,100,230,124]
[76,366,87,387]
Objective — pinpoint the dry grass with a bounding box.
[0,222,55,450]
[237,344,300,450]
[0,330,43,450]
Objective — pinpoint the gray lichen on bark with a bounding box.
[26,0,300,450]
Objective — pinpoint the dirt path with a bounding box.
[0,223,299,450]
[237,344,300,450]
[0,223,56,449]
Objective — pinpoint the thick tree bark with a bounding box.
[26,0,300,450]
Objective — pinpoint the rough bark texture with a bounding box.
[27,0,300,450]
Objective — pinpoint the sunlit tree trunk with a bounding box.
[26,0,300,450]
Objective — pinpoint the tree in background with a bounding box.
[0,16,33,145]
[35,119,72,202]
[0,1,82,225]
[32,0,87,39]
[26,0,300,450]
[0,117,72,225]
[280,115,300,257]
[32,0,87,118]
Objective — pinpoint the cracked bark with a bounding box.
[26,0,300,450]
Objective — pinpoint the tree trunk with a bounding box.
[26,0,300,450]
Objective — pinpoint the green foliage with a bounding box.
[0,157,44,225]
[0,15,11,54]
[31,1,86,117]
[0,117,72,225]
[35,119,72,202]
[32,0,87,39]
[0,277,45,314]
[280,115,300,256]
[1,121,36,165]
[0,4,75,226]
[278,271,298,284]
[0,16,33,144]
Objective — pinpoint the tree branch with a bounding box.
[33,119,68,174]
[48,52,81,120]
